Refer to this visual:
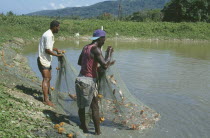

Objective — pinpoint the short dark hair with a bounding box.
[50,20,60,29]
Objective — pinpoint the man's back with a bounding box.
[80,44,98,78]
[38,29,54,67]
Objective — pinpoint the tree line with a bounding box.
[99,0,210,23]
[2,0,210,23]
[162,0,210,22]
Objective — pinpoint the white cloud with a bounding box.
[59,4,65,9]
[75,5,81,7]
[42,7,48,10]
[50,3,57,9]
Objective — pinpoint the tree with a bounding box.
[126,9,163,22]
[97,13,115,20]
[162,0,190,22]
[186,0,208,22]
[6,11,15,16]
[162,0,209,22]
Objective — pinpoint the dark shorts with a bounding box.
[37,57,52,72]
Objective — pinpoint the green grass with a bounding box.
[0,85,49,137]
[0,15,210,45]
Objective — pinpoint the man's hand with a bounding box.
[57,54,63,57]
[53,48,63,54]
[57,50,62,54]
[106,46,113,53]
[110,60,115,66]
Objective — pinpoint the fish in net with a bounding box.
[51,55,78,116]
[51,53,160,132]
[98,52,160,130]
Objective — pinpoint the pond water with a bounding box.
[23,39,210,138]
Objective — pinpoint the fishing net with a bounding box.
[51,55,78,115]
[97,52,160,130]
[51,52,160,131]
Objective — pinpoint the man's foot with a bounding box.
[43,101,55,107]
[79,125,89,133]
[95,132,101,135]
[83,129,89,133]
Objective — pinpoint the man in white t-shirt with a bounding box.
[37,20,63,107]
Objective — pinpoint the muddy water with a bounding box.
[23,39,210,138]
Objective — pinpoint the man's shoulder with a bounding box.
[89,44,98,50]
[43,29,53,37]
[91,45,101,55]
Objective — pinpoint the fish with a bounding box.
[107,75,117,85]
[111,79,117,85]
[69,94,77,101]
[154,114,159,118]
[113,89,116,94]
[140,110,144,115]
[119,90,124,100]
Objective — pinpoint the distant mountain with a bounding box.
[27,0,170,18]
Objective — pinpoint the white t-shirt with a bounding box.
[38,29,55,67]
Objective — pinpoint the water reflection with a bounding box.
[24,39,210,60]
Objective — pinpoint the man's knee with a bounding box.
[43,77,51,82]
[41,69,51,78]
[91,103,99,111]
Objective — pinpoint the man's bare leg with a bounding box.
[41,69,54,107]
[91,96,101,135]
[48,70,52,95]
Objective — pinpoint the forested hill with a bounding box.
[27,0,170,18]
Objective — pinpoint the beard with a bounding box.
[54,29,59,33]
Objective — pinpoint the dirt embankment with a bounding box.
[0,39,40,88]
[0,38,85,137]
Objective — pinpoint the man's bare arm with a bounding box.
[45,49,63,57]
[53,48,58,52]
[91,46,113,69]
[78,52,82,66]
[53,48,62,54]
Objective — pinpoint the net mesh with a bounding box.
[51,55,78,115]
[51,53,160,131]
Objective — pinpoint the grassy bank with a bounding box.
[0,15,210,45]
[0,38,58,137]
[0,85,51,137]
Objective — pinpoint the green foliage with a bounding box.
[126,9,163,22]
[0,15,210,46]
[186,0,209,22]
[6,11,15,16]
[63,15,81,20]
[0,15,51,44]
[97,13,116,20]
[162,0,210,22]
[0,85,45,137]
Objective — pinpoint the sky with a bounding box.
[0,0,111,15]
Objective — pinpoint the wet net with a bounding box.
[51,53,160,131]
[51,55,78,115]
